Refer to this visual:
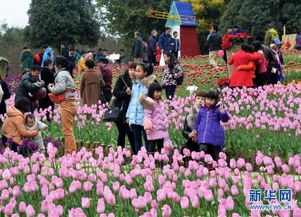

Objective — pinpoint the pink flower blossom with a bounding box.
[25,205,35,217]
[162,204,171,217]
[180,196,189,209]
[97,198,105,214]
[83,181,92,192]
[81,197,91,208]
[19,201,27,213]
[2,169,11,180]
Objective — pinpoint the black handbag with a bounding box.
[102,106,122,122]
[102,75,128,122]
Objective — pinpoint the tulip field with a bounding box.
[0,52,301,216]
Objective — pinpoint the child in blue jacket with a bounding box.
[126,63,155,155]
[195,90,230,161]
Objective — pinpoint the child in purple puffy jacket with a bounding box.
[140,81,169,154]
[195,90,230,161]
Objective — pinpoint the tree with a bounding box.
[220,0,301,38]
[26,0,100,51]
[0,25,28,75]
[95,0,171,51]
[180,0,228,33]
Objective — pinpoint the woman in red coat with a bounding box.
[229,44,259,87]
[155,45,161,64]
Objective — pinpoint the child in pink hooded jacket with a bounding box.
[139,81,169,154]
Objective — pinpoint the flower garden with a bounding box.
[0,52,301,216]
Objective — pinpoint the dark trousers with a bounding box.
[199,143,223,161]
[130,124,149,155]
[253,72,268,87]
[115,120,135,149]
[165,85,177,100]
[268,72,278,85]
[182,140,199,153]
[148,139,164,154]
[2,135,18,152]
[103,90,112,104]
[173,50,179,59]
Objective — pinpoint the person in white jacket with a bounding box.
[25,114,48,153]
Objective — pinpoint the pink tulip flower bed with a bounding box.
[1,82,301,158]
[0,143,301,217]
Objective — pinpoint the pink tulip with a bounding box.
[83,181,93,192]
[236,158,245,169]
[204,154,213,163]
[113,182,120,191]
[183,148,190,157]
[129,188,137,199]
[19,201,27,213]
[1,188,9,200]
[162,204,171,217]
[157,189,166,201]
[225,196,234,211]
[0,180,8,190]
[274,156,283,167]
[97,198,105,214]
[68,208,86,217]
[255,155,263,166]
[190,196,199,208]
[151,200,158,209]
[245,163,253,172]
[12,185,20,197]
[180,196,189,209]
[3,203,14,215]
[230,185,239,196]
[282,164,290,173]
[293,208,301,217]
[230,159,236,169]
[204,189,214,201]
[217,188,224,197]
[25,205,35,217]
[2,169,11,180]
[81,197,91,208]
[219,152,227,160]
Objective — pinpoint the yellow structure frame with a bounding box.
[146,9,196,24]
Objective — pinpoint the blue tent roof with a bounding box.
[174,1,197,27]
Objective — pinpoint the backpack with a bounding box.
[34,52,42,65]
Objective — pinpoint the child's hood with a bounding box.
[139,93,155,109]
[45,47,53,55]
[187,106,198,129]
[6,106,23,118]
[141,74,156,88]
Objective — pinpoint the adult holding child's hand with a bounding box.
[2,98,39,153]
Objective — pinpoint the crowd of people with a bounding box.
[207,24,301,88]
[133,27,181,65]
[1,41,232,168]
[1,25,299,165]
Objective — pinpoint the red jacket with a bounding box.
[229,50,259,87]
[156,45,161,63]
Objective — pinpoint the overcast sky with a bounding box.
[0,0,31,27]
